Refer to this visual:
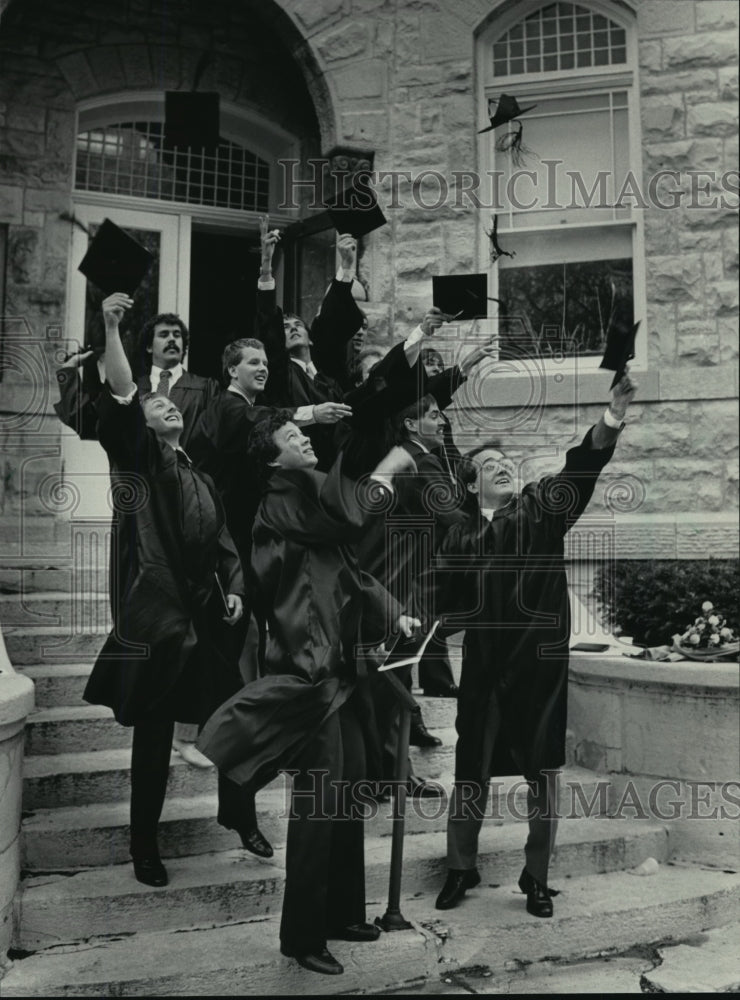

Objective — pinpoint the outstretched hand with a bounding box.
[312,401,353,424]
[421,307,456,337]
[259,215,280,274]
[460,340,497,375]
[60,349,94,369]
[609,369,637,420]
[337,233,357,272]
[102,293,133,331]
[397,614,422,638]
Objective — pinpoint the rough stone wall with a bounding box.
[275,0,739,557]
[0,0,738,555]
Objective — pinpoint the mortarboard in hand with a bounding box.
[77,218,154,298]
[164,91,220,152]
[326,173,387,238]
[378,621,440,672]
[433,273,489,320]
[600,318,639,389]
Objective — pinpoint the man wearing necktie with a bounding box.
[135,312,220,453]
[84,293,260,889]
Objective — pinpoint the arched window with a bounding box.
[75,121,270,212]
[477,1,645,367]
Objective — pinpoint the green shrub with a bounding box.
[593,559,740,647]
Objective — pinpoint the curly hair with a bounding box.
[139,313,190,365]
[246,409,295,468]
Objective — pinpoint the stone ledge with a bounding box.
[569,653,739,694]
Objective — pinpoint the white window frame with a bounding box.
[476,0,646,377]
[74,92,301,231]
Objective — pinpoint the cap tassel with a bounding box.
[495,121,533,167]
[486,215,515,264]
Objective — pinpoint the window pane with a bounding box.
[497,227,633,359]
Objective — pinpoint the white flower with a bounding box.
[689,633,701,645]
[720,627,734,640]
[708,615,720,626]
[701,601,714,613]
[709,633,720,645]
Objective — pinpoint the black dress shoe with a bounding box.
[132,856,168,887]
[409,776,444,798]
[435,868,481,910]
[518,866,555,918]
[280,943,344,975]
[409,718,442,747]
[235,826,274,859]
[328,922,381,942]
[422,685,459,698]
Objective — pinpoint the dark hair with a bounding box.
[420,347,444,368]
[141,313,190,354]
[350,346,385,386]
[282,312,306,328]
[458,440,506,491]
[246,408,295,468]
[222,338,266,384]
[140,390,179,413]
[393,393,437,441]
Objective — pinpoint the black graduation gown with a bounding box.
[83,387,244,727]
[418,426,618,781]
[426,364,465,474]
[188,389,273,584]
[197,458,401,789]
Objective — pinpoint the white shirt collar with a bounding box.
[408,435,430,455]
[290,356,318,378]
[480,507,496,522]
[227,383,255,405]
[151,363,183,389]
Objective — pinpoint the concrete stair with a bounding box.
[3,866,740,997]
[3,586,740,995]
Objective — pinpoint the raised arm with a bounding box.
[101,293,136,397]
[531,369,638,532]
[310,234,364,383]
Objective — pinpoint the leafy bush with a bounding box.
[593,559,740,647]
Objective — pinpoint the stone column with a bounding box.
[0,625,34,966]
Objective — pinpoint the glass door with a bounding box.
[62,204,187,519]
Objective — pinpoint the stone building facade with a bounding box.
[0,0,738,567]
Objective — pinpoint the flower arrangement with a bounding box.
[673,601,740,661]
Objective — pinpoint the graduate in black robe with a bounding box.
[421,372,637,917]
[83,292,259,888]
[198,411,419,976]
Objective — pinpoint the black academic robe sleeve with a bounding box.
[310,279,364,386]
[425,365,466,412]
[254,286,292,407]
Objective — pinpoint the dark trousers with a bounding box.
[280,694,366,954]
[418,634,456,693]
[130,716,257,858]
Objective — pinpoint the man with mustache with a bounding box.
[424,372,637,917]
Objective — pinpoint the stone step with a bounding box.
[3,626,108,665]
[13,664,92,709]
[22,767,609,870]
[0,565,108,596]
[14,818,669,952]
[24,705,132,756]
[22,704,457,759]
[0,591,111,630]
[3,866,739,996]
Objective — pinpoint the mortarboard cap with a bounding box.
[433,273,489,320]
[600,318,639,389]
[77,218,154,297]
[326,173,387,238]
[478,93,537,134]
[164,91,220,151]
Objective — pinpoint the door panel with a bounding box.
[62,205,185,519]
